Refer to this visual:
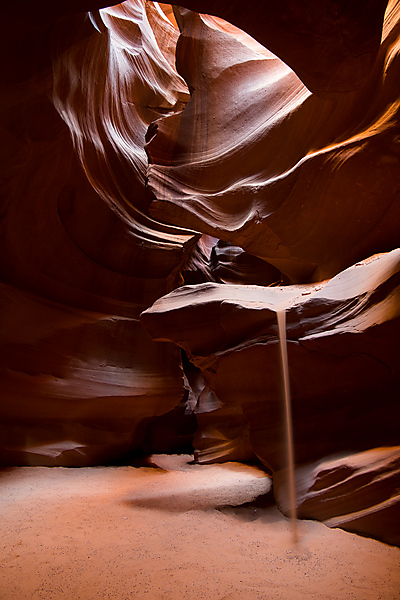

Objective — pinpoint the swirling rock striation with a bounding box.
[0,1,197,466]
[147,4,400,283]
[1,0,400,547]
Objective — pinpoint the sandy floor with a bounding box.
[1,454,399,600]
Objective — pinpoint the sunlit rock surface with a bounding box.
[147,4,400,282]
[171,0,389,95]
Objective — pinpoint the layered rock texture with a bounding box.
[146,3,400,283]
[142,250,400,544]
[0,1,196,465]
[1,0,400,545]
[274,447,400,547]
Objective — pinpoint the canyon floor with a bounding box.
[0,454,399,600]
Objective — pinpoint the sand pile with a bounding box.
[1,455,399,600]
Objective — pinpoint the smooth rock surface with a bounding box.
[1,0,400,550]
[0,0,195,466]
[170,0,389,95]
[147,4,400,282]
[274,447,400,547]
[142,250,400,543]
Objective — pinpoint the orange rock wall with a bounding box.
[1,0,400,545]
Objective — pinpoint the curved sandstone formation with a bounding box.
[142,250,400,543]
[147,4,400,282]
[1,0,400,546]
[142,249,400,466]
[274,447,400,547]
[0,1,196,466]
[170,0,390,95]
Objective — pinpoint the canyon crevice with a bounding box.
[1,0,399,546]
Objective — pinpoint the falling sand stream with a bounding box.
[277,309,298,543]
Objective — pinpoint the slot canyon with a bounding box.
[1,1,400,598]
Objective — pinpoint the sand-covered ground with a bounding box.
[1,455,399,600]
